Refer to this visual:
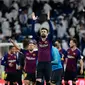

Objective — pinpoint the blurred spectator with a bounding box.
[0,29,5,43]
[19,9,28,26]
[1,18,12,37]
[11,1,19,11]
[43,1,52,15]
[27,4,33,20]
[11,8,19,21]
[0,0,84,56]
[56,15,68,39]
[14,21,21,35]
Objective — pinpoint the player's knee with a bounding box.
[36,81,42,85]
[36,78,42,82]
[5,84,8,85]
[46,81,51,85]
[51,80,56,84]
[64,81,69,85]
[24,80,30,85]
[46,82,50,85]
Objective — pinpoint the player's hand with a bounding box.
[80,69,83,74]
[18,66,21,70]
[9,63,13,67]
[8,38,14,43]
[32,12,38,20]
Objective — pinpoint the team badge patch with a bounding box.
[45,41,47,43]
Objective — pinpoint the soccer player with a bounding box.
[64,38,83,85]
[54,40,67,78]
[1,46,19,85]
[15,49,25,85]
[31,12,53,85]
[10,39,38,85]
[51,46,63,85]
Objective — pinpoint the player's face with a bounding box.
[27,43,35,51]
[69,40,75,48]
[15,48,19,53]
[55,41,60,48]
[11,47,16,54]
[40,29,48,38]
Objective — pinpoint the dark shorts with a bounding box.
[51,68,63,84]
[16,71,22,81]
[37,62,52,82]
[24,72,36,82]
[5,72,17,82]
[64,70,77,81]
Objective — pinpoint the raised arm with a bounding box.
[10,39,20,51]
[47,12,53,41]
[31,12,39,41]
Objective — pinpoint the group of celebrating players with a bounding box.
[1,12,83,85]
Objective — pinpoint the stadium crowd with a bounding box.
[0,0,85,85]
[0,0,85,52]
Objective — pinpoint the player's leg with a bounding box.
[36,62,44,85]
[64,70,70,85]
[6,73,14,85]
[44,62,52,85]
[5,81,8,85]
[16,72,22,85]
[24,73,31,85]
[24,80,30,85]
[51,68,63,85]
[30,73,36,85]
[72,71,77,85]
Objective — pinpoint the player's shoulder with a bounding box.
[5,53,9,56]
[52,46,59,52]
[76,48,81,53]
[67,48,70,51]
[33,50,38,54]
[62,48,66,52]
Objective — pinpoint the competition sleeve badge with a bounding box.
[14,56,16,59]
[45,41,47,43]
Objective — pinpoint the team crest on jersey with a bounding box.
[73,53,76,55]
[14,56,16,59]
[8,56,10,59]
[33,54,36,56]
[45,41,48,43]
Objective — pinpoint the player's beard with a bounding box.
[55,44,59,48]
[41,34,46,38]
[29,49,33,51]
[70,45,74,48]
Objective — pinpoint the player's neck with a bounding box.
[42,37,47,41]
[58,47,62,50]
[71,46,77,51]
[29,50,34,53]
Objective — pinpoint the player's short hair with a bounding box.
[70,38,77,45]
[9,46,14,50]
[28,39,37,45]
[55,39,62,44]
[40,28,49,33]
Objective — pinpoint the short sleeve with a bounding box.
[77,49,81,60]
